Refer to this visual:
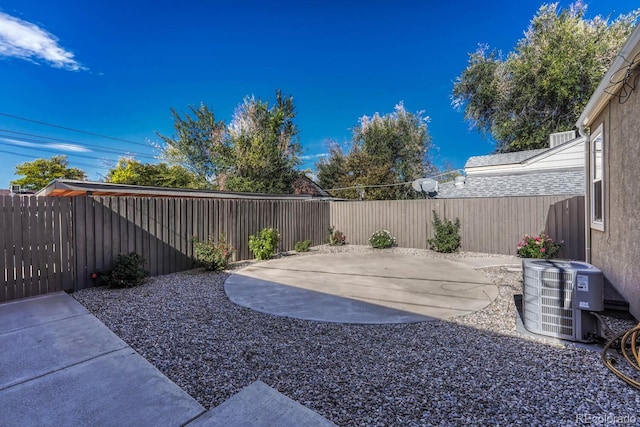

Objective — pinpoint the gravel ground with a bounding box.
[73,245,640,426]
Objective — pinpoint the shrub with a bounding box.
[249,227,280,260]
[369,230,397,249]
[103,252,149,288]
[327,226,346,246]
[428,211,461,253]
[193,234,235,271]
[294,239,312,252]
[517,233,562,259]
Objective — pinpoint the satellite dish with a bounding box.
[411,178,438,194]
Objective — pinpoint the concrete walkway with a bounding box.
[0,292,205,426]
[225,252,520,324]
[0,292,336,426]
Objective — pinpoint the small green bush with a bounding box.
[327,226,346,246]
[193,234,235,271]
[103,252,149,288]
[428,211,461,253]
[517,233,562,259]
[369,230,397,249]
[294,239,312,252]
[249,227,280,260]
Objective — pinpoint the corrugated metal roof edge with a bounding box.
[35,179,336,200]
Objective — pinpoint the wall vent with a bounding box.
[549,130,576,148]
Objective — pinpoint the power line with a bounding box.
[0,129,157,160]
[0,141,117,165]
[0,111,153,148]
[324,170,464,192]
[0,149,111,170]
[325,182,409,191]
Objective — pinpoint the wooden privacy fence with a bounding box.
[1,196,74,302]
[330,195,585,260]
[74,196,330,291]
[2,193,584,303]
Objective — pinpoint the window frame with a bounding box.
[590,123,605,231]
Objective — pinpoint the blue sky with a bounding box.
[0,0,636,189]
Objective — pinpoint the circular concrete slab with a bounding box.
[224,253,500,324]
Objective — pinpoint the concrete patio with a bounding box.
[225,252,519,323]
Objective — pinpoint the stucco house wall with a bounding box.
[586,69,640,319]
[578,24,640,319]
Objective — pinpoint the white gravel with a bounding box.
[73,245,640,426]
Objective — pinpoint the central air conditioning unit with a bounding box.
[522,259,604,343]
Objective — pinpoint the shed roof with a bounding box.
[35,179,331,200]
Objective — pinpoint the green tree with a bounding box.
[315,140,348,193]
[105,157,200,188]
[452,2,639,152]
[11,155,86,191]
[156,90,302,194]
[155,104,227,187]
[223,90,302,193]
[316,102,433,200]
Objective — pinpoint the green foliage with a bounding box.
[155,104,227,187]
[156,90,302,194]
[428,211,461,253]
[315,140,348,193]
[11,155,86,191]
[106,157,201,188]
[294,239,312,252]
[193,234,235,270]
[452,2,639,152]
[315,103,434,200]
[369,230,397,249]
[249,227,280,260]
[103,252,149,288]
[517,233,562,259]
[224,91,302,193]
[327,226,346,246]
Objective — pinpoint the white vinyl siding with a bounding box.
[465,138,585,176]
[523,142,585,170]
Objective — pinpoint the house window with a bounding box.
[591,124,604,230]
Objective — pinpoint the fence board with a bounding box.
[94,197,104,274]
[157,198,167,275]
[12,197,25,299]
[34,198,46,296]
[50,197,60,291]
[27,198,38,297]
[60,197,73,290]
[74,196,88,290]
[0,197,7,301]
[2,197,16,301]
[140,198,150,273]
[101,197,112,271]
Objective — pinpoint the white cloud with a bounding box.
[0,137,91,152]
[300,153,328,161]
[0,11,85,71]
